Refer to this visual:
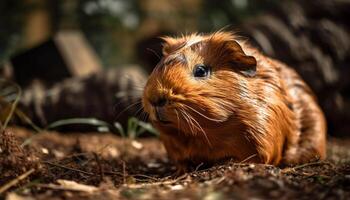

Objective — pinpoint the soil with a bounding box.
[0,127,349,200]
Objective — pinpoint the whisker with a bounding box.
[114,92,141,107]
[182,109,203,139]
[113,90,143,111]
[143,112,149,122]
[187,112,212,147]
[182,104,223,122]
[114,100,142,119]
[134,105,145,119]
[132,102,145,119]
[113,97,135,113]
[179,109,195,136]
[240,154,257,163]
[116,72,146,88]
[146,48,161,60]
[139,109,149,122]
[174,109,181,134]
[113,98,128,113]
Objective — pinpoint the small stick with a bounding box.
[291,161,331,170]
[43,161,94,176]
[194,163,204,172]
[0,168,35,194]
[126,173,188,189]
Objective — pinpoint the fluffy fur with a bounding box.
[142,32,326,173]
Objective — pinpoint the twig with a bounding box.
[42,161,94,176]
[194,163,204,172]
[0,168,35,194]
[126,173,188,189]
[282,161,332,174]
[291,161,331,171]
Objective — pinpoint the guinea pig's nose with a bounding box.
[151,98,167,107]
[150,98,170,123]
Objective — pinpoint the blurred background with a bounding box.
[0,0,349,137]
[0,0,280,68]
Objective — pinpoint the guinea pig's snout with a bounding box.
[150,98,171,124]
[151,98,167,107]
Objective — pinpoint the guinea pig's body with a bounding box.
[142,32,326,173]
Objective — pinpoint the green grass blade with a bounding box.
[46,118,110,130]
[114,122,126,137]
[0,79,22,133]
[127,117,139,139]
[137,121,159,136]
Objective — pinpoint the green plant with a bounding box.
[43,116,158,139]
[114,117,158,139]
[46,118,111,130]
[0,79,42,132]
[0,79,22,133]
[0,79,158,148]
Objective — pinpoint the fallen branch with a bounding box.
[125,173,188,189]
[0,168,35,194]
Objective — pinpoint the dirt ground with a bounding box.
[0,127,349,200]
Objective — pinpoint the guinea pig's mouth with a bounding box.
[154,106,172,124]
[156,119,171,125]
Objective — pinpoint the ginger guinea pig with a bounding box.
[142,32,326,173]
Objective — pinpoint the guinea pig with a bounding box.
[142,31,326,174]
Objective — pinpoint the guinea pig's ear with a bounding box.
[223,40,257,77]
[161,36,185,56]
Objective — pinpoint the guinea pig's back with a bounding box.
[277,60,327,164]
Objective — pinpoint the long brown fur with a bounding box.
[142,32,326,174]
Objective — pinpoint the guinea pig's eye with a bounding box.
[193,64,210,78]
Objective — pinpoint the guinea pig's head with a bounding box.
[142,32,257,135]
